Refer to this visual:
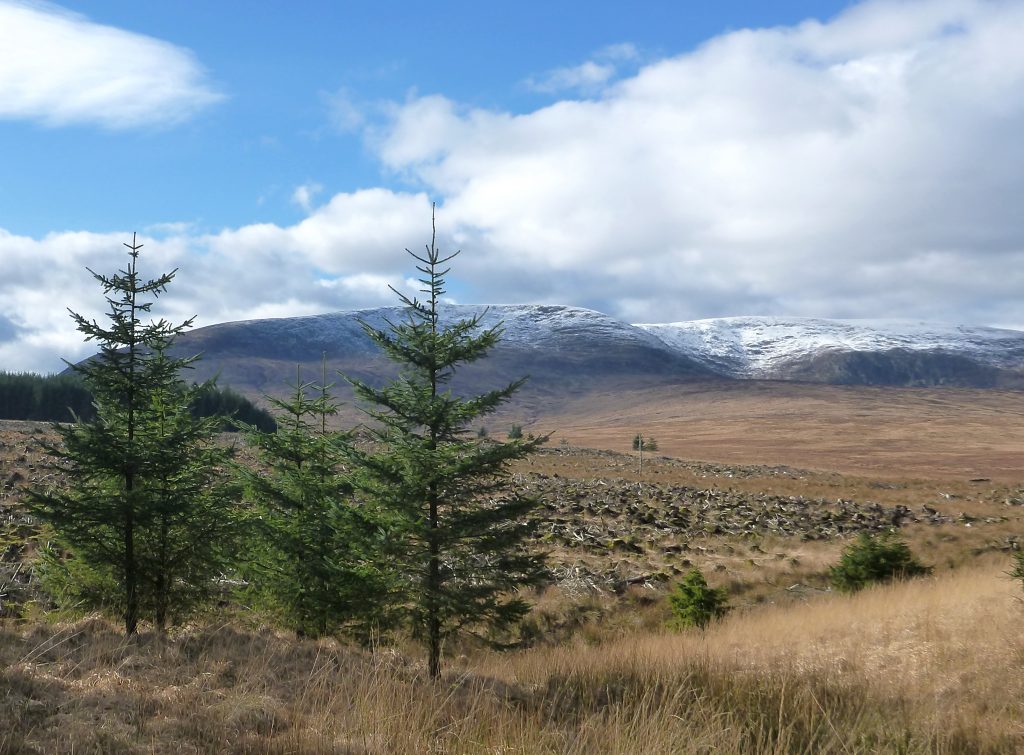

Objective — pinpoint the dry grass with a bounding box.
[3,565,1022,753]
[4,398,1024,752]
[526,380,1024,480]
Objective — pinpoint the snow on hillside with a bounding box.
[188,305,1024,384]
[636,317,1024,378]
[220,304,674,354]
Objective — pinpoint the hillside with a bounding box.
[535,380,1024,480]
[156,307,1024,403]
[165,304,713,409]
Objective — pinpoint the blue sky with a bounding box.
[2,0,1024,373]
[2,0,855,237]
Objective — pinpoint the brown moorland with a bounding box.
[514,380,1024,480]
[2,375,1024,753]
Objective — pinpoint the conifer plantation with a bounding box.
[27,235,240,635]
[346,212,547,678]
[0,370,276,429]
[0,372,95,422]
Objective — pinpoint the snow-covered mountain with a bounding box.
[169,304,710,398]
[637,317,1024,386]
[164,305,1024,396]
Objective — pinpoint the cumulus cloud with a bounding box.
[524,42,639,94]
[526,61,617,94]
[371,0,1024,327]
[5,0,1024,373]
[0,191,435,372]
[0,0,222,128]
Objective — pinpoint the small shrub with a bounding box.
[507,424,523,440]
[668,568,729,629]
[477,426,488,438]
[829,532,931,593]
[632,434,657,451]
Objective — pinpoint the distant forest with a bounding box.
[0,371,276,432]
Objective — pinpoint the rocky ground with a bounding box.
[509,447,1021,598]
[2,420,1022,618]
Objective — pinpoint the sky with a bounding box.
[2,0,1024,374]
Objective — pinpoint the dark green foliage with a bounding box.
[188,382,277,432]
[829,532,931,593]
[507,424,523,440]
[668,568,729,629]
[134,364,242,629]
[346,212,547,678]
[34,538,122,614]
[0,370,274,431]
[632,433,657,451]
[0,372,95,422]
[27,236,241,634]
[242,363,388,639]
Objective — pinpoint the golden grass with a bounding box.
[4,417,1024,752]
[3,565,1022,753]
[527,381,1024,480]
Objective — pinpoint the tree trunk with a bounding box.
[124,505,138,636]
[154,511,169,632]
[427,483,441,680]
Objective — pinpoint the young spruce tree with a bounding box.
[243,360,388,639]
[133,349,240,631]
[347,211,547,679]
[28,235,238,635]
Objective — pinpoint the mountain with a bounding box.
[158,307,1024,402]
[637,317,1024,387]
[168,305,713,407]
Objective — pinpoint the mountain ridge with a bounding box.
[167,304,711,403]
[162,304,1024,395]
[636,315,1024,386]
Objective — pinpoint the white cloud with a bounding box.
[318,273,404,300]
[597,43,639,62]
[291,183,324,212]
[6,0,1024,373]
[524,42,639,94]
[0,190,434,372]
[323,87,365,132]
[370,0,1024,325]
[526,61,617,94]
[0,0,222,128]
